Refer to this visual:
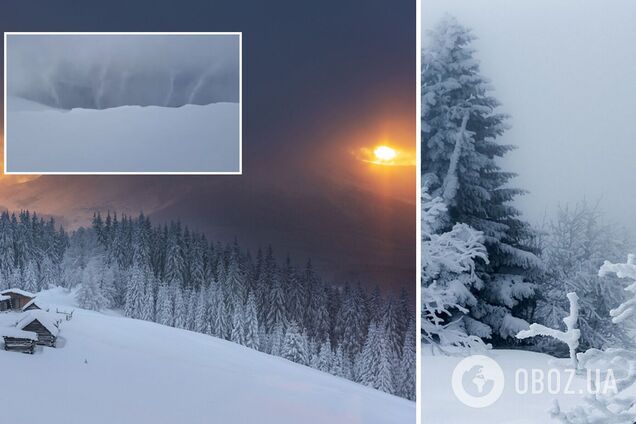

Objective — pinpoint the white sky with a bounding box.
[423,0,636,227]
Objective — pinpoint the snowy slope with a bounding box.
[421,347,632,424]
[0,288,413,424]
[6,101,239,173]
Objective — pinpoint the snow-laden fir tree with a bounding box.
[194,286,209,334]
[230,300,246,346]
[77,258,109,311]
[244,292,260,350]
[398,320,416,400]
[316,339,334,373]
[22,260,39,293]
[422,187,490,352]
[156,283,173,327]
[281,321,309,366]
[422,15,541,344]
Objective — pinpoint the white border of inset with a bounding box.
[416,0,422,417]
[3,31,243,175]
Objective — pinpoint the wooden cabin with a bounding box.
[0,295,10,312]
[0,289,35,310]
[1,328,38,354]
[16,311,60,348]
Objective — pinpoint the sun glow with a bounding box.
[373,145,397,162]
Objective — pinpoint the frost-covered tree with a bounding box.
[599,254,636,324]
[244,292,260,350]
[399,320,416,400]
[282,321,309,366]
[534,203,631,353]
[156,283,173,327]
[316,339,334,373]
[23,260,39,293]
[173,286,186,329]
[230,300,246,346]
[194,286,209,333]
[124,262,146,319]
[517,292,580,368]
[422,15,541,343]
[422,188,490,352]
[77,259,108,311]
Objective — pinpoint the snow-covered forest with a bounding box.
[0,209,414,400]
[422,14,636,423]
[422,15,633,357]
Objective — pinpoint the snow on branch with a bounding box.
[599,254,636,323]
[516,292,580,368]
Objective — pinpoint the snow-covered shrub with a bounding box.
[599,254,636,324]
[516,292,580,368]
[552,348,636,424]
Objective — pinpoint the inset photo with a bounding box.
[4,32,241,174]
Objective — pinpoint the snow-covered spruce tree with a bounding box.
[77,259,108,311]
[534,203,631,354]
[156,283,173,327]
[281,321,309,366]
[244,292,260,350]
[22,260,39,293]
[194,286,209,334]
[316,339,334,373]
[516,292,580,369]
[230,300,247,346]
[399,320,416,400]
[422,16,541,344]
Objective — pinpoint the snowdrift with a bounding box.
[6,101,240,173]
[0,288,413,424]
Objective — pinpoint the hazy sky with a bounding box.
[423,0,636,228]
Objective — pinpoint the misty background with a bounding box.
[423,0,636,229]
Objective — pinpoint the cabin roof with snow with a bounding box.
[1,288,35,298]
[0,327,38,341]
[16,311,60,337]
[0,295,10,302]
[21,299,44,311]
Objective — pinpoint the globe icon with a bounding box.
[452,355,505,408]
[461,365,495,397]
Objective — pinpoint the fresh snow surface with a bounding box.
[421,346,635,424]
[6,100,240,173]
[0,287,414,424]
